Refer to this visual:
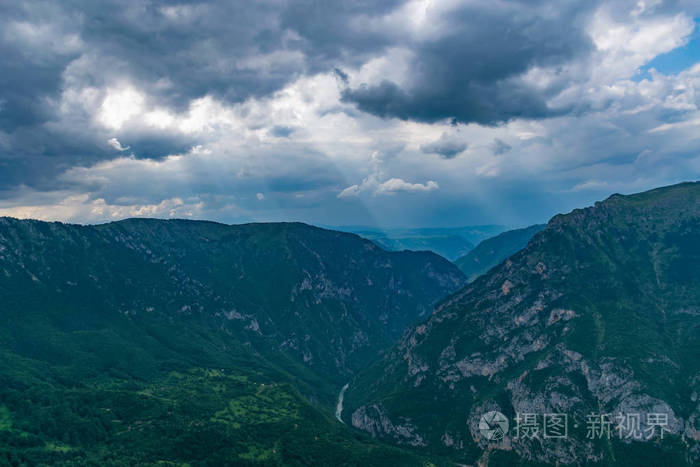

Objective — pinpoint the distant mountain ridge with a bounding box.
[0,218,465,381]
[455,224,546,281]
[344,182,700,466]
[338,225,510,260]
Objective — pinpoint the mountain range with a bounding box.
[455,224,546,282]
[343,182,700,466]
[338,225,510,261]
[1,181,698,465]
[0,218,464,465]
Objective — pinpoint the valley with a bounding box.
[0,219,463,465]
[0,182,698,465]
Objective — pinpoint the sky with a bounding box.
[0,0,699,229]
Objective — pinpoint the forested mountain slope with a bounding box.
[0,218,464,465]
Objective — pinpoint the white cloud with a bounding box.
[0,194,204,223]
[649,116,700,133]
[376,178,438,194]
[338,177,439,198]
[338,164,439,197]
[107,138,129,151]
[590,10,693,72]
[337,184,361,198]
[98,86,145,130]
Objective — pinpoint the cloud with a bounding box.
[99,87,145,130]
[0,0,405,188]
[338,177,438,198]
[107,138,129,151]
[341,1,598,124]
[420,133,467,159]
[337,184,361,198]
[270,125,295,138]
[0,193,204,223]
[337,153,439,198]
[0,0,699,229]
[491,138,512,155]
[376,178,438,194]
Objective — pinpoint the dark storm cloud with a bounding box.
[72,1,294,108]
[279,0,403,65]
[2,0,684,207]
[0,124,116,190]
[0,3,79,132]
[72,0,404,109]
[1,0,401,122]
[421,133,467,159]
[116,133,194,161]
[342,1,597,125]
[0,0,404,191]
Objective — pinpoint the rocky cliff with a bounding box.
[345,182,700,465]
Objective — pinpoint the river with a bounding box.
[335,383,349,423]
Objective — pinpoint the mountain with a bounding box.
[0,218,465,381]
[339,225,510,261]
[0,218,464,465]
[362,233,474,262]
[343,182,700,466]
[455,224,546,282]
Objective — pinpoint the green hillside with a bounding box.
[0,218,464,465]
[455,224,545,281]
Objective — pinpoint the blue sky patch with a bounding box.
[634,19,699,81]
